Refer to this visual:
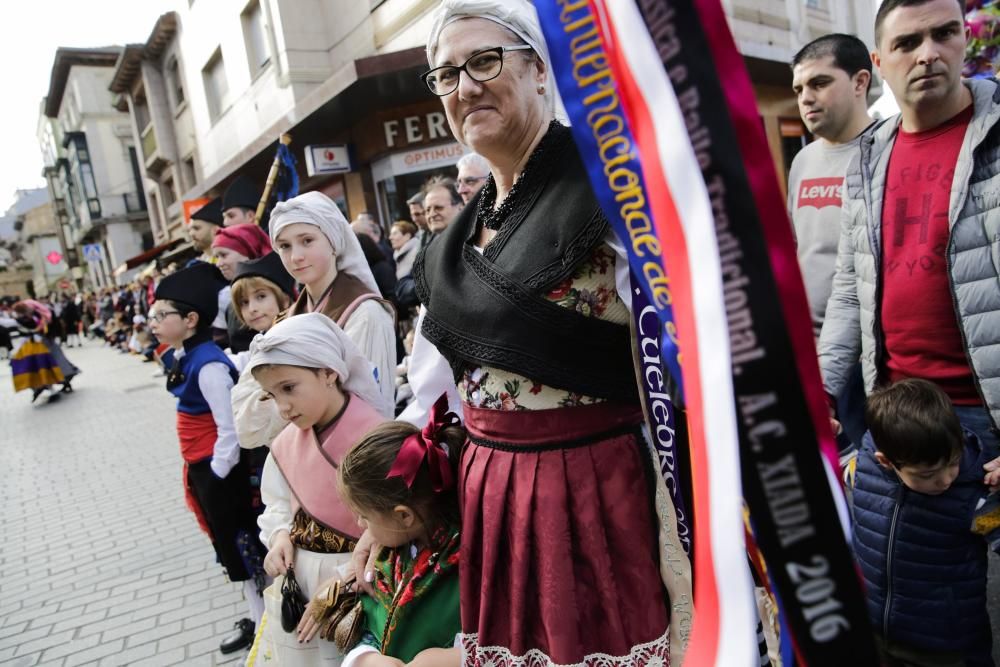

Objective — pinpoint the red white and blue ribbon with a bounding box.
[535,1,877,665]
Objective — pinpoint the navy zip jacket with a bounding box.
[852,431,998,664]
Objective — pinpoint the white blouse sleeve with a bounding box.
[397,307,463,427]
[604,230,634,311]
[227,349,251,373]
[198,362,240,479]
[258,453,294,549]
[341,644,379,667]
[213,286,231,330]
[231,364,288,449]
[343,299,397,417]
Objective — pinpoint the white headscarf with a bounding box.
[246,312,390,417]
[268,191,380,295]
[425,0,553,109]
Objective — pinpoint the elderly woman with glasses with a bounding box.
[351,2,691,666]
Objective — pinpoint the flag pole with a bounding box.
[255,133,293,226]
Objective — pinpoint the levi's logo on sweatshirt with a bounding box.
[797,177,843,209]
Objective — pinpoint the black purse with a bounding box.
[280,566,307,633]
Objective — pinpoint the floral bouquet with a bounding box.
[965,0,1000,78]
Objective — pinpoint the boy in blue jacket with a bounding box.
[851,378,1000,667]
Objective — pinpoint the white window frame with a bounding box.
[242,0,271,78]
[202,48,229,122]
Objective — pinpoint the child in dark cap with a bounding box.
[151,262,266,655]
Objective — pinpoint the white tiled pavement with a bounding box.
[1,339,249,666]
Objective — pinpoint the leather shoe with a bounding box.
[219,618,255,654]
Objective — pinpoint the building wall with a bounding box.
[103,220,144,269]
[369,0,437,55]
[723,0,878,181]
[118,28,204,246]
[59,67,142,228]
[177,0,340,181]
[20,200,71,297]
[726,0,877,61]
[48,62,151,288]
[175,0,421,186]
[160,0,880,206]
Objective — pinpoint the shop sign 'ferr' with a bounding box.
[383,112,450,148]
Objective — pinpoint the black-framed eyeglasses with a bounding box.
[458,175,487,187]
[421,45,534,96]
[149,310,181,323]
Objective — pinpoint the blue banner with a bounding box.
[534,0,684,401]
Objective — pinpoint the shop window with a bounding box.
[134,89,151,132]
[242,0,271,77]
[65,132,101,219]
[202,48,229,122]
[162,175,178,209]
[181,156,197,192]
[779,117,809,182]
[166,57,185,110]
[128,147,147,212]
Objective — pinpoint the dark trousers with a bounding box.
[836,362,867,455]
[186,456,261,582]
[875,635,967,667]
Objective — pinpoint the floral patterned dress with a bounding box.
[458,244,627,410]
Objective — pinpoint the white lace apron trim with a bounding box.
[460,630,670,667]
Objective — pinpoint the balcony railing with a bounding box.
[140,124,158,163]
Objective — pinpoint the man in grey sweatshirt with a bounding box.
[788,33,875,451]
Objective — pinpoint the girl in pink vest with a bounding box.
[245,312,388,663]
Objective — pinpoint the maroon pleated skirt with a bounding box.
[459,401,671,666]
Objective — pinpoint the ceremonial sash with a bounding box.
[630,271,692,556]
[536,1,877,665]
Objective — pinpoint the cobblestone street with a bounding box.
[1,341,249,666]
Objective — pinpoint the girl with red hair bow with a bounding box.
[297,394,463,667]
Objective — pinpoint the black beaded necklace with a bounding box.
[476,120,562,232]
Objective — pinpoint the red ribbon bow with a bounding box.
[386,393,459,493]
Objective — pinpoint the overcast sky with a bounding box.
[0,1,171,213]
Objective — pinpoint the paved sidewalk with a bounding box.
[1,340,251,666]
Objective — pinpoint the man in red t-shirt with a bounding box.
[819,0,1000,478]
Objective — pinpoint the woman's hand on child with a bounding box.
[264,530,294,577]
[351,529,381,595]
[983,455,1000,489]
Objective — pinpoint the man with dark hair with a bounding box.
[789,33,874,453]
[820,0,1000,476]
[874,0,965,44]
[222,175,261,227]
[187,197,224,269]
[792,32,874,93]
[789,33,873,337]
[407,191,431,251]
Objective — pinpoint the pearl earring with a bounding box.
[537,84,546,94]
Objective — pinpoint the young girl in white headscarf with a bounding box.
[245,313,388,664]
[270,192,396,417]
